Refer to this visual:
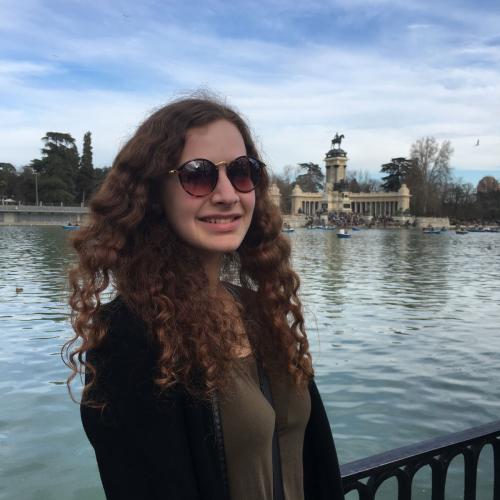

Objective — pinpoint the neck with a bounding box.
[202,253,224,294]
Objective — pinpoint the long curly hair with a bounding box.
[63,95,313,405]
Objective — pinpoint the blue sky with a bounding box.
[1,0,499,186]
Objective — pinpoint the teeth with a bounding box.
[202,217,237,224]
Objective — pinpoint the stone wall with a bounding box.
[282,214,308,228]
[0,205,88,226]
[414,217,451,228]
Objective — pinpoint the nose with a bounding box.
[211,165,239,205]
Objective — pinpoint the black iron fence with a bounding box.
[340,420,500,500]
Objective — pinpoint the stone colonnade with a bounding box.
[300,200,323,215]
[350,200,400,216]
[348,184,410,216]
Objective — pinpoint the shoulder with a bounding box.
[87,296,155,381]
[96,295,151,349]
[98,295,140,328]
[84,297,158,405]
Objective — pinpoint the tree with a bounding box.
[78,131,94,203]
[31,132,80,203]
[295,162,324,193]
[442,180,477,221]
[0,163,16,200]
[12,166,36,204]
[477,176,499,193]
[347,178,361,193]
[476,176,500,221]
[93,166,112,192]
[271,165,298,214]
[380,157,413,192]
[408,137,453,215]
[346,169,380,193]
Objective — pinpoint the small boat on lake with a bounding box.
[422,226,441,234]
[337,228,351,238]
[62,224,80,231]
[352,227,361,231]
[282,227,295,233]
[456,228,468,235]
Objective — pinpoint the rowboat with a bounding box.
[337,229,351,238]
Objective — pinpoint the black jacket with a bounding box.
[81,297,345,500]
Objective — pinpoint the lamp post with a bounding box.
[34,172,39,206]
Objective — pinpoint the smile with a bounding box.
[198,216,241,224]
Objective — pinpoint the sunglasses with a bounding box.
[168,156,265,197]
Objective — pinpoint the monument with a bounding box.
[288,133,411,217]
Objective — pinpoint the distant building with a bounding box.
[271,134,411,217]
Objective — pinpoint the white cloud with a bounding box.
[0,0,498,182]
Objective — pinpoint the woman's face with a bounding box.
[163,119,256,258]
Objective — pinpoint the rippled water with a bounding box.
[1,226,499,499]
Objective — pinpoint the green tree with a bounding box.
[295,162,324,193]
[0,163,16,200]
[408,137,453,215]
[78,131,94,203]
[93,166,111,192]
[12,166,36,204]
[31,132,80,204]
[380,157,413,192]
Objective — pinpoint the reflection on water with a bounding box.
[1,226,499,499]
[291,228,499,498]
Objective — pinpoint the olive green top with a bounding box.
[219,355,311,500]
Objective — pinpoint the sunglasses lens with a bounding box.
[178,160,217,196]
[176,157,263,196]
[228,157,261,193]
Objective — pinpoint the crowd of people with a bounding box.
[304,212,405,228]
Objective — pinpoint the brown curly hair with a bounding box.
[63,94,313,405]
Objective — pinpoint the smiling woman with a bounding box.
[63,94,345,500]
[163,120,259,264]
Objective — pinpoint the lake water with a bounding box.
[1,226,499,500]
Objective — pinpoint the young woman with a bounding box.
[65,96,344,500]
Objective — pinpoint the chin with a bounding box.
[198,236,245,255]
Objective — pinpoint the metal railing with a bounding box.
[340,420,500,500]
